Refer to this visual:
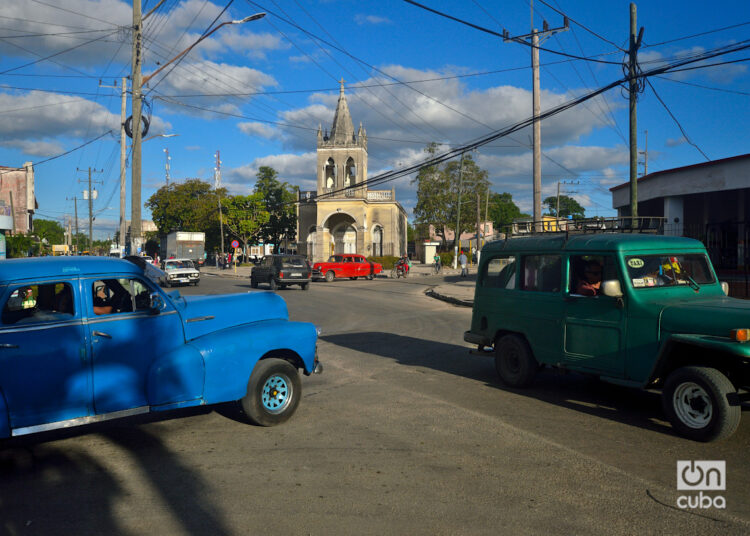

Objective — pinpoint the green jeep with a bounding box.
[464,233,750,442]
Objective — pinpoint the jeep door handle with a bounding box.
[92,330,112,339]
[0,343,19,349]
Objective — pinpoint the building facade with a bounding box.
[611,153,750,269]
[0,162,36,234]
[297,82,407,262]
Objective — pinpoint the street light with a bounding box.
[141,13,266,86]
[130,7,266,255]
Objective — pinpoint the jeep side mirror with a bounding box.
[149,292,165,313]
[602,279,623,298]
[721,281,729,296]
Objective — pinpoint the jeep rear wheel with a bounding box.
[662,366,740,442]
[240,358,301,426]
[494,334,538,387]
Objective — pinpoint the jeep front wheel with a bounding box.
[662,366,740,442]
[241,358,301,426]
[494,334,538,387]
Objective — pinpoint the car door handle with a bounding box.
[0,343,19,349]
[92,330,112,339]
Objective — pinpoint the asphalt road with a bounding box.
[1,274,748,535]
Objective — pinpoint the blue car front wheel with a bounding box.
[241,358,301,426]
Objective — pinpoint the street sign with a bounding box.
[231,240,239,249]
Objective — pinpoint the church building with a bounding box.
[297,82,407,262]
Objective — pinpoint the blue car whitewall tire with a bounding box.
[241,358,301,426]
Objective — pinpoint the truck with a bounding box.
[160,231,205,266]
[109,244,125,258]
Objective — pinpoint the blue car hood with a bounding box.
[173,291,289,341]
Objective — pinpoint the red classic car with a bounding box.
[312,254,383,282]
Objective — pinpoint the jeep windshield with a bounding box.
[625,254,715,289]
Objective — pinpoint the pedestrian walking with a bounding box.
[459,251,468,277]
[433,253,441,274]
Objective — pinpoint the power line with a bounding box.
[654,75,750,96]
[400,0,621,65]
[642,20,750,48]
[645,78,710,161]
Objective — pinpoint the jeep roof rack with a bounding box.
[502,216,666,241]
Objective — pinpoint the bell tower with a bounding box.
[316,79,368,196]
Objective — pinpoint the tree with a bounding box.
[443,153,490,249]
[487,192,529,233]
[543,194,585,219]
[412,143,452,247]
[222,193,269,254]
[254,167,297,252]
[33,219,65,246]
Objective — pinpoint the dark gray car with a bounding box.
[250,255,312,291]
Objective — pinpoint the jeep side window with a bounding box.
[482,256,516,289]
[521,255,561,293]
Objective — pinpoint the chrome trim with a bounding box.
[186,315,215,323]
[87,310,178,324]
[0,319,83,334]
[12,406,150,436]
[313,361,323,374]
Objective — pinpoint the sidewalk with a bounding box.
[201,261,476,307]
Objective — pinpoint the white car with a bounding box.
[161,258,200,287]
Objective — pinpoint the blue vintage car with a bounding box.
[0,256,322,437]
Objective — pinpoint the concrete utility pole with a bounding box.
[504,8,568,232]
[639,129,648,176]
[476,191,481,258]
[131,0,144,256]
[78,168,103,251]
[629,2,644,221]
[214,150,225,259]
[452,152,465,269]
[67,196,79,253]
[100,78,128,247]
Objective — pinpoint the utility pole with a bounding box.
[556,180,561,220]
[638,129,648,176]
[452,152,465,269]
[130,0,144,256]
[78,168,103,252]
[629,3,644,222]
[214,151,225,259]
[484,187,490,246]
[67,196,80,253]
[164,148,171,185]
[504,9,568,232]
[100,78,128,248]
[476,191,481,259]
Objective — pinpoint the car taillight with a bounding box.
[280,272,284,278]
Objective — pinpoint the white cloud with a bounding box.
[0,139,64,157]
[238,121,278,139]
[225,152,317,193]
[666,136,687,147]
[355,14,392,25]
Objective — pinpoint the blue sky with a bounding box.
[0,0,748,239]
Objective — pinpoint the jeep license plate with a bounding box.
[291,273,302,277]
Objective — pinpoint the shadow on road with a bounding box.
[0,409,232,535]
[321,331,673,437]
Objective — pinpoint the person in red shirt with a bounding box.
[576,260,602,296]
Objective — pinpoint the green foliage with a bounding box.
[543,194,585,219]
[367,255,400,269]
[222,193,269,251]
[144,238,160,258]
[412,145,490,248]
[146,179,224,235]
[5,233,36,257]
[439,251,454,267]
[33,219,65,246]
[254,166,297,252]
[488,192,529,233]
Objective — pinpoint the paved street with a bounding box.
[1,273,748,535]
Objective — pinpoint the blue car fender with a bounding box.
[147,344,206,408]
[192,319,318,405]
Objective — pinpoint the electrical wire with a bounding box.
[654,75,750,97]
[400,0,621,65]
[645,78,710,161]
[642,21,750,48]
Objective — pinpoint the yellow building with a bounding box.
[297,82,407,262]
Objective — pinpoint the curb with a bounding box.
[425,287,473,308]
